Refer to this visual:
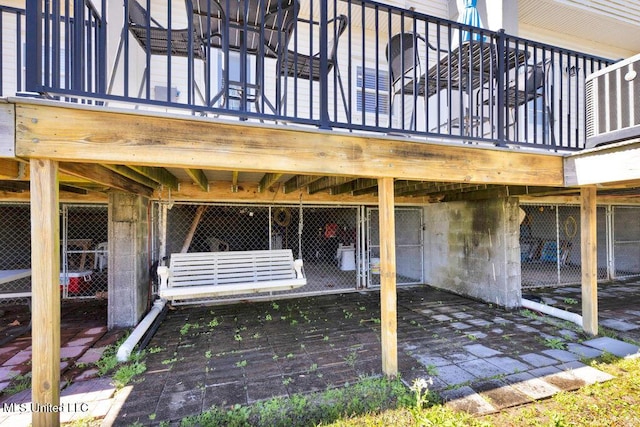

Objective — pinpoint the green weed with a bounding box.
[180,322,200,336]
[544,337,567,350]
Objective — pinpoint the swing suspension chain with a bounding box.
[298,194,303,260]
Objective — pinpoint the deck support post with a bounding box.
[30,159,61,426]
[581,186,598,335]
[377,177,398,377]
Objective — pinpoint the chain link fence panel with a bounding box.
[60,204,109,299]
[0,203,31,304]
[613,206,640,279]
[367,207,424,288]
[521,203,612,289]
[0,203,109,304]
[3,200,636,304]
[158,203,361,304]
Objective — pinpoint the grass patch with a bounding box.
[180,322,201,336]
[482,355,640,426]
[326,355,640,427]
[1,373,31,397]
[542,337,567,350]
[93,336,147,389]
[179,376,413,427]
[63,416,102,426]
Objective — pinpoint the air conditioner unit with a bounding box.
[585,53,640,149]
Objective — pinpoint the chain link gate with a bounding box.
[0,203,31,305]
[60,204,109,299]
[612,206,640,279]
[157,202,362,303]
[518,203,640,289]
[366,207,424,288]
[0,203,108,304]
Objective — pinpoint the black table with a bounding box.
[420,41,529,136]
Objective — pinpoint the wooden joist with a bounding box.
[185,168,209,192]
[60,163,154,197]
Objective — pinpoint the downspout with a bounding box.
[521,298,582,327]
[117,299,166,362]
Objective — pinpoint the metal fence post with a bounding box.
[495,29,506,146]
[98,1,108,94]
[319,0,330,129]
[73,0,86,92]
[25,0,42,92]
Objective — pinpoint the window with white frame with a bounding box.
[356,66,389,115]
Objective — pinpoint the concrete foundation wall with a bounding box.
[423,197,521,308]
[108,192,150,328]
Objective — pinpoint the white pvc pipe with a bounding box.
[522,298,583,327]
[117,299,166,362]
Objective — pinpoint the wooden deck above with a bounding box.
[1,98,639,204]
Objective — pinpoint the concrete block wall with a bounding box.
[108,192,150,329]
[423,197,521,308]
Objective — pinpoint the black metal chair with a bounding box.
[191,0,299,113]
[386,33,447,130]
[476,57,554,143]
[108,0,206,103]
[278,14,350,121]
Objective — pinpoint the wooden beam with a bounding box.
[128,165,180,190]
[581,186,598,335]
[155,181,424,205]
[0,189,108,203]
[258,173,282,192]
[185,168,209,191]
[283,175,323,193]
[395,181,484,197]
[439,185,503,202]
[15,102,565,186]
[565,141,640,186]
[20,162,95,183]
[181,205,208,253]
[60,163,154,197]
[0,103,15,157]
[0,181,29,193]
[102,164,160,189]
[30,159,61,426]
[521,194,640,206]
[0,159,21,178]
[59,184,90,195]
[378,177,397,378]
[391,180,445,200]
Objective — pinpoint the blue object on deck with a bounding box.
[460,0,484,41]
